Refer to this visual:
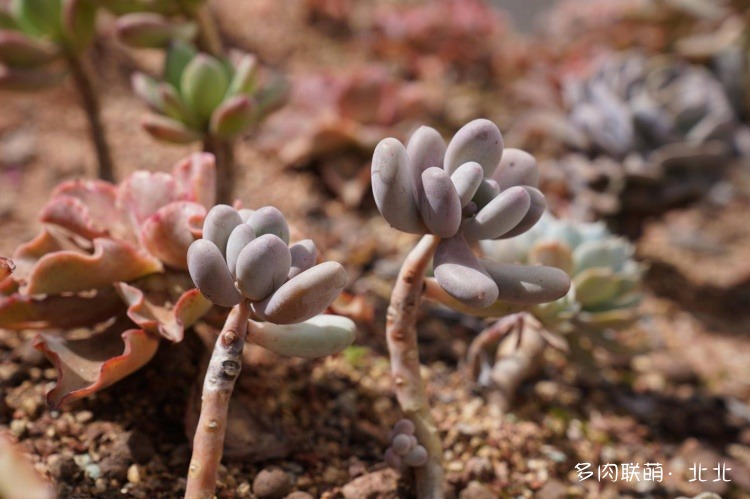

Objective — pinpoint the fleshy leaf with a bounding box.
[491,148,539,190]
[463,186,530,240]
[202,204,243,257]
[247,314,356,358]
[226,224,256,278]
[496,187,545,240]
[419,167,461,238]
[253,262,346,324]
[0,287,122,329]
[172,152,217,209]
[12,229,86,282]
[40,195,109,240]
[371,138,424,234]
[246,206,290,244]
[450,161,484,207]
[406,125,446,191]
[236,234,291,301]
[443,119,504,177]
[0,433,56,499]
[35,323,159,409]
[25,238,163,295]
[116,279,212,342]
[187,239,242,307]
[140,201,206,269]
[0,66,65,91]
[117,171,178,229]
[0,257,14,281]
[481,259,571,305]
[433,234,498,308]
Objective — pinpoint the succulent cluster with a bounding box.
[188,204,348,325]
[384,419,428,470]
[99,0,204,15]
[482,213,644,330]
[0,0,96,91]
[372,119,570,309]
[132,42,280,144]
[0,153,218,408]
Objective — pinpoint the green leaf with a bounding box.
[164,40,196,89]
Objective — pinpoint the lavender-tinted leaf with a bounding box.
[202,204,242,257]
[491,148,539,190]
[444,118,504,177]
[450,161,484,207]
[246,206,290,245]
[236,234,291,301]
[481,259,571,305]
[434,235,498,308]
[225,223,256,278]
[187,239,242,307]
[288,239,318,279]
[246,314,355,358]
[419,167,461,238]
[471,179,500,209]
[371,138,424,233]
[392,434,412,456]
[252,261,346,324]
[406,125,446,191]
[403,446,428,467]
[496,187,546,239]
[463,186,530,240]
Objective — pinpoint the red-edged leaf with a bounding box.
[40,195,109,240]
[115,277,212,342]
[116,171,179,229]
[12,229,87,282]
[172,152,216,209]
[0,287,122,329]
[0,432,56,499]
[49,179,133,240]
[25,238,163,295]
[35,322,160,409]
[140,201,206,269]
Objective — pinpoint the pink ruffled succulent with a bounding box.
[0,153,218,409]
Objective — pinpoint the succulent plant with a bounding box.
[471,213,645,410]
[0,153,218,409]
[0,432,55,499]
[0,0,114,180]
[0,257,13,281]
[184,203,355,498]
[384,419,428,471]
[131,40,287,203]
[370,118,571,498]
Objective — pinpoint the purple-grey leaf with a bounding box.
[226,224,256,278]
[253,261,346,324]
[419,167,462,238]
[246,206,290,245]
[481,259,571,304]
[463,186,530,240]
[371,138,424,233]
[472,179,501,209]
[407,125,446,191]
[496,186,546,239]
[403,445,428,467]
[187,239,242,307]
[288,239,318,279]
[444,119,504,177]
[391,419,415,438]
[236,234,291,301]
[392,434,412,456]
[450,161,484,207]
[491,148,539,190]
[434,235,499,308]
[202,204,242,258]
[385,448,402,470]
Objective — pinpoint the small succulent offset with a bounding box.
[131,40,286,203]
[0,0,114,180]
[471,213,644,409]
[184,204,356,498]
[384,419,428,471]
[371,119,571,498]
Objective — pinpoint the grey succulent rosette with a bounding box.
[482,213,644,330]
[188,205,345,324]
[372,119,570,310]
[384,419,428,470]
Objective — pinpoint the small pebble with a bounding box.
[253,468,293,499]
[127,464,141,484]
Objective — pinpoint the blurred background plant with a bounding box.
[473,213,645,410]
[0,0,113,181]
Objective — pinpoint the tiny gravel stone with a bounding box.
[84,463,102,480]
[341,469,399,499]
[127,464,141,484]
[253,467,293,499]
[47,454,78,481]
[285,492,314,499]
[75,411,94,424]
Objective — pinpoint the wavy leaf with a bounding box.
[172,152,216,209]
[116,278,212,342]
[140,201,205,269]
[25,238,163,295]
[35,322,159,409]
[116,171,178,229]
[0,287,122,329]
[12,229,86,282]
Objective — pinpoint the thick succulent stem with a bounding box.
[203,136,235,205]
[65,52,115,182]
[467,313,547,412]
[185,299,250,499]
[386,234,444,499]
